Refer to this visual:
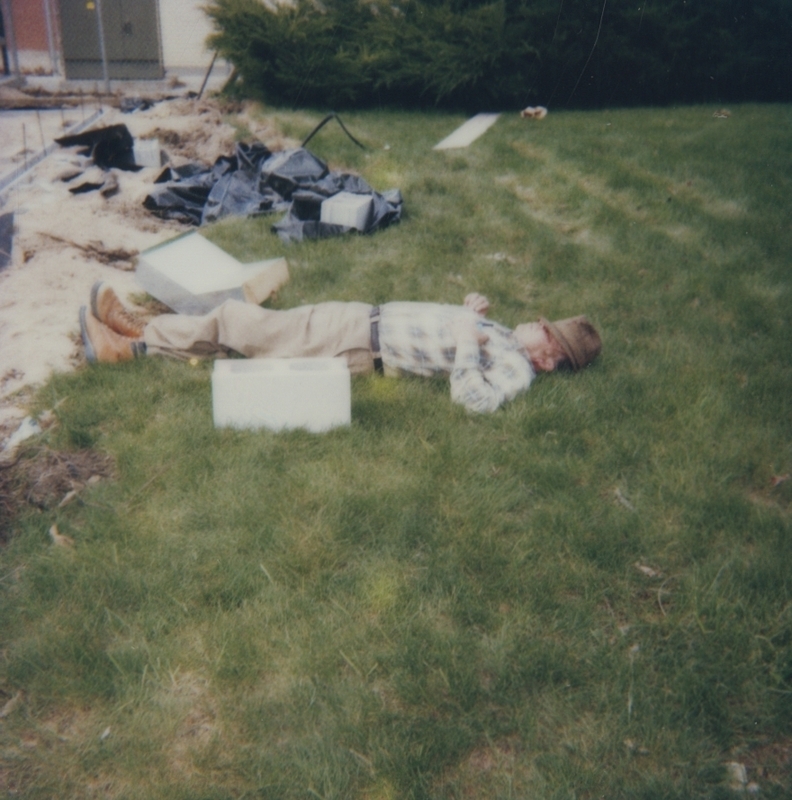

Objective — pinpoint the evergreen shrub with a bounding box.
[205,0,792,110]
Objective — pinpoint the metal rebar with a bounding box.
[42,0,60,75]
[94,0,111,94]
[197,51,218,100]
[36,110,46,152]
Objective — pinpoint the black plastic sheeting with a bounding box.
[143,144,403,243]
[55,124,140,171]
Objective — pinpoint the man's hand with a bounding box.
[463,293,490,316]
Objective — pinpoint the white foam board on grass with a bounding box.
[433,113,501,150]
[212,357,351,433]
[136,231,287,315]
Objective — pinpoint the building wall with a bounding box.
[159,0,217,69]
[8,0,57,74]
[10,0,49,50]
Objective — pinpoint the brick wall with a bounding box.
[10,0,49,50]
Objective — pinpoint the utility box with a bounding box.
[211,358,351,433]
[320,192,373,231]
[136,231,288,314]
[60,0,164,79]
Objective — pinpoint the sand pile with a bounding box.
[0,96,292,435]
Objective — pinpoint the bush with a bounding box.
[205,0,792,110]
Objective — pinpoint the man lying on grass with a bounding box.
[79,284,601,413]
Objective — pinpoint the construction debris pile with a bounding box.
[48,108,403,243]
[0,92,404,417]
[144,142,403,242]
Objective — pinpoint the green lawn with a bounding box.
[1,103,791,799]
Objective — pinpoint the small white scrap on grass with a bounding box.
[58,490,79,508]
[49,524,74,548]
[614,487,636,511]
[0,416,42,465]
[485,252,516,263]
[0,406,60,465]
[433,113,501,150]
[634,562,662,579]
[259,562,275,584]
[100,726,112,741]
[0,691,23,718]
[727,762,747,790]
[520,105,548,120]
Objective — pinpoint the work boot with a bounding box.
[90,281,147,338]
[80,307,146,364]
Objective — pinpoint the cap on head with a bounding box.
[540,315,602,371]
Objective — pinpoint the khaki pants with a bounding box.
[144,300,376,375]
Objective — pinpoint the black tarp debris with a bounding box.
[55,124,164,194]
[119,97,157,114]
[143,148,258,225]
[143,144,403,242]
[301,113,366,150]
[99,173,120,198]
[58,169,83,183]
[119,95,185,113]
[55,124,140,171]
[69,180,106,195]
[0,212,13,271]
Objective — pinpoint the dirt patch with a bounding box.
[744,738,792,791]
[163,671,222,778]
[40,705,101,741]
[127,98,292,166]
[433,737,535,798]
[0,447,115,542]
[41,234,139,270]
[20,447,115,507]
[748,484,791,515]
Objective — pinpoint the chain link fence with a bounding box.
[1,0,220,89]
[1,0,61,78]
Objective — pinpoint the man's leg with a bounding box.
[144,300,373,362]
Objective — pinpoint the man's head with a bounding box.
[515,316,601,373]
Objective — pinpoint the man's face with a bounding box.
[514,322,567,373]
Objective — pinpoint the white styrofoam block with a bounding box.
[136,231,287,314]
[212,358,351,433]
[433,113,501,150]
[133,138,161,168]
[320,192,373,231]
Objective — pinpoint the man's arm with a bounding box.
[448,316,531,413]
